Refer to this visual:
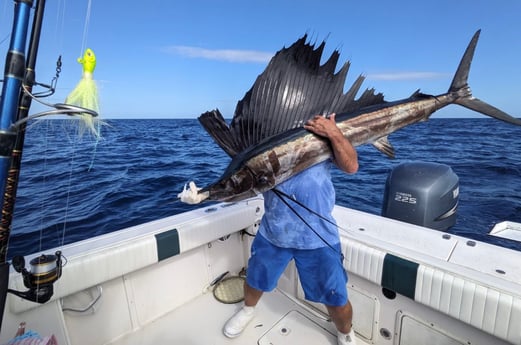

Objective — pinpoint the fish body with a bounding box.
[179,31,521,204]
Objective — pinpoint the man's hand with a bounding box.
[304,114,342,139]
[304,113,359,174]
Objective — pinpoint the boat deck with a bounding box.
[109,288,367,345]
[4,200,520,345]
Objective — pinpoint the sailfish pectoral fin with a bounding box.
[372,136,395,158]
[199,109,240,157]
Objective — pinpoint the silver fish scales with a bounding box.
[179,30,521,204]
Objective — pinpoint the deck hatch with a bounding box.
[398,312,465,345]
[382,253,418,299]
[155,229,180,261]
[258,310,335,344]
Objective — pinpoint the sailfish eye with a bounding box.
[258,176,269,184]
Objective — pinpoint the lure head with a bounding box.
[78,48,96,74]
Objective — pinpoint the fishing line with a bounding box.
[241,166,346,258]
[32,0,98,250]
[54,0,66,53]
[272,187,350,233]
[35,121,78,251]
[80,0,102,169]
[80,0,92,56]
[38,120,52,253]
[0,1,9,45]
[272,188,344,261]
[87,121,101,171]
[0,34,9,46]
[60,128,78,247]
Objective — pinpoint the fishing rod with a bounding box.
[6,0,65,309]
[1,0,47,262]
[0,0,35,331]
[0,0,87,331]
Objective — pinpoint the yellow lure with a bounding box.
[65,48,101,138]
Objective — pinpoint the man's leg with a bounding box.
[244,282,263,306]
[326,300,353,334]
[224,233,291,338]
[327,300,357,345]
[223,282,264,338]
[293,243,356,344]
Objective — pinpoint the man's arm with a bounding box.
[304,113,359,174]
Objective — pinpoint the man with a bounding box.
[223,113,359,345]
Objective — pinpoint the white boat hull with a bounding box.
[1,197,520,345]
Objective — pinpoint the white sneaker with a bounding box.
[223,306,255,338]
[337,328,357,345]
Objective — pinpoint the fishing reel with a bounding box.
[7,251,63,304]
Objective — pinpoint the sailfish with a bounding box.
[178,30,521,204]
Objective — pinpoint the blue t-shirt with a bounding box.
[258,160,339,249]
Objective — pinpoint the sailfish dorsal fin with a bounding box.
[199,35,385,157]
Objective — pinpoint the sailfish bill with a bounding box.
[178,30,521,204]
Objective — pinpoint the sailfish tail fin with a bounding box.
[449,30,521,126]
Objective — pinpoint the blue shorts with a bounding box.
[246,233,348,306]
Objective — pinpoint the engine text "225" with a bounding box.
[394,192,417,204]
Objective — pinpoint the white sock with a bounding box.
[338,328,355,337]
[242,305,255,315]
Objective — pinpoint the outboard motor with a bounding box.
[382,162,459,231]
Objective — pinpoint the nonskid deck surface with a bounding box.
[109,288,367,345]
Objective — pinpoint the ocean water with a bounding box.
[6,118,521,259]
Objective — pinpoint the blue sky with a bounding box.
[1,0,520,119]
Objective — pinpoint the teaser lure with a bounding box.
[65,48,101,138]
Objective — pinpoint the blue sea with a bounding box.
[6,118,521,259]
